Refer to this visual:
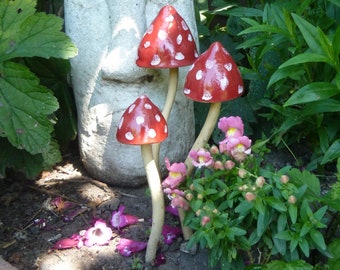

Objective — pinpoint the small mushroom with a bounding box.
[116,95,168,263]
[136,5,199,165]
[183,41,244,176]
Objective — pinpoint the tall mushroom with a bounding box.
[136,5,199,166]
[183,41,244,177]
[116,95,168,263]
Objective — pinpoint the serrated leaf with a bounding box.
[1,12,77,61]
[0,61,59,154]
[284,82,340,106]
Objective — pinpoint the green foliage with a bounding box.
[166,116,339,269]
[0,0,77,178]
[194,0,340,171]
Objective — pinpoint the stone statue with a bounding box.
[64,0,198,186]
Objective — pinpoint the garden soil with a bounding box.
[0,147,219,270]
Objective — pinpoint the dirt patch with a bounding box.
[0,152,216,270]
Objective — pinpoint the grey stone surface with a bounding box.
[64,0,198,186]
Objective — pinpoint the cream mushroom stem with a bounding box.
[179,101,222,241]
[152,67,179,167]
[141,144,165,263]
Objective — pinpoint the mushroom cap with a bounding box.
[183,41,244,103]
[136,5,199,68]
[116,95,168,145]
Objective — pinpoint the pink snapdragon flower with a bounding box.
[162,157,187,189]
[116,238,147,256]
[220,136,251,162]
[189,148,214,168]
[111,205,143,229]
[162,224,182,244]
[164,188,189,210]
[83,220,112,247]
[218,116,244,139]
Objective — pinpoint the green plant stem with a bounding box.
[141,144,165,263]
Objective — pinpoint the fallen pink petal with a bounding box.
[154,252,166,266]
[83,220,112,247]
[162,224,182,244]
[51,234,83,250]
[116,238,147,257]
[111,205,142,229]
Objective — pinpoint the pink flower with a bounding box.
[162,224,182,244]
[111,205,143,229]
[171,195,190,210]
[201,216,211,226]
[224,136,252,162]
[116,238,147,256]
[50,196,77,213]
[162,158,187,189]
[218,116,244,139]
[51,234,83,250]
[83,220,112,247]
[189,148,214,168]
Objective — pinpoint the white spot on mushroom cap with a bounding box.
[177,34,182,45]
[224,63,232,71]
[219,76,229,91]
[144,41,150,48]
[202,91,212,101]
[188,34,192,42]
[181,20,189,31]
[196,70,203,80]
[238,85,244,94]
[164,125,168,133]
[151,54,161,66]
[144,103,152,110]
[136,116,144,125]
[125,131,134,141]
[148,129,156,139]
[175,52,185,60]
[155,114,161,122]
[165,15,174,22]
[184,88,191,95]
[158,30,167,40]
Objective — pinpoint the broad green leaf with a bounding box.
[238,24,288,36]
[301,99,340,116]
[321,139,340,164]
[265,197,287,212]
[333,25,340,55]
[225,7,263,17]
[277,213,287,231]
[284,82,340,106]
[264,260,313,270]
[267,65,304,88]
[291,13,323,54]
[0,61,59,154]
[275,230,291,241]
[328,239,340,270]
[0,6,77,61]
[310,229,326,250]
[299,237,310,257]
[288,204,297,224]
[279,53,331,68]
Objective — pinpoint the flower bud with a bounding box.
[245,192,256,202]
[255,176,265,188]
[197,194,203,200]
[280,175,289,184]
[185,193,193,201]
[225,160,235,170]
[288,195,296,204]
[201,216,211,226]
[238,169,247,178]
[214,161,224,170]
[195,209,201,216]
[190,183,195,191]
[213,208,219,214]
[210,145,219,155]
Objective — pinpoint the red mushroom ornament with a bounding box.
[116,95,167,263]
[183,41,244,177]
[136,5,199,165]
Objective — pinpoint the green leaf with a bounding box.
[321,139,340,164]
[265,197,287,212]
[0,3,77,61]
[264,260,313,270]
[288,168,320,197]
[333,25,340,55]
[279,53,331,68]
[284,82,340,106]
[328,239,340,269]
[0,61,59,154]
[309,229,326,250]
[268,65,304,88]
[288,204,297,224]
[235,200,254,214]
[238,24,288,36]
[299,237,310,257]
[225,7,263,17]
[301,99,340,116]
[291,13,323,54]
[275,230,291,241]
